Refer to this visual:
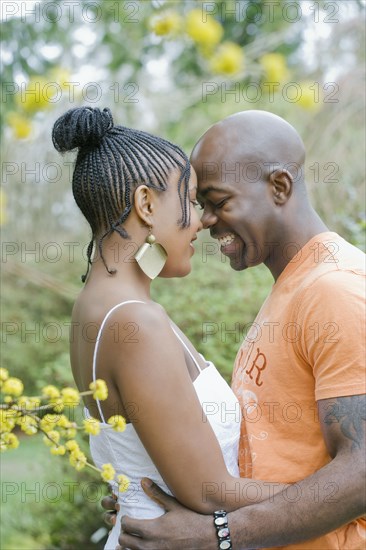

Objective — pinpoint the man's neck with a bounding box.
[266,209,329,281]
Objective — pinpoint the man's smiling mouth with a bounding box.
[217,233,236,247]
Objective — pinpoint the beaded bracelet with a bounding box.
[213,510,233,549]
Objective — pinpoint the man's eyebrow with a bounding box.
[198,185,226,197]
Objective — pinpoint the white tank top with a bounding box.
[85,301,241,550]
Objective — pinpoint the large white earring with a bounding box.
[134,227,167,279]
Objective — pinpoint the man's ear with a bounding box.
[133,185,155,225]
[269,169,293,205]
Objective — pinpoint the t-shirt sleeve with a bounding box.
[295,269,366,401]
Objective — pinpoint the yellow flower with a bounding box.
[17,396,41,411]
[50,444,66,456]
[40,414,58,432]
[89,379,108,401]
[260,53,289,83]
[56,416,77,439]
[186,9,223,47]
[42,385,60,399]
[0,368,9,382]
[107,415,126,432]
[117,474,130,493]
[297,81,322,111]
[49,67,71,90]
[69,448,87,471]
[2,377,24,397]
[0,414,12,434]
[210,42,244,75]
[0,412,8,434]
[0,409,18,433]
[150,11,182,36]
[19,415,38,435]
[56,414,71,428]
[65,439,79,452]
[62,427,77,439]
[60,387,80,407]
[7,432,19,449]
[56,414,77,439]
[1,432,19,451]
[50,397,64,413]
[16,76,54,113]
[43,430,60,447]
[6,112,32,140]
[83,417,101,436]
[101,463,116,482]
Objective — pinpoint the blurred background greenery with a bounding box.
[1,0,365,547]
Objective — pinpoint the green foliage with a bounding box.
[1,271,73,395]
[42,463,107,549]
[1,435,107,550]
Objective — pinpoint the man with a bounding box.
[108,111,366,549]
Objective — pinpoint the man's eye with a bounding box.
[214,200,227,209]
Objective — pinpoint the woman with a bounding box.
[52,107,285,550]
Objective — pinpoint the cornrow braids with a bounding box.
[52,107,191,281]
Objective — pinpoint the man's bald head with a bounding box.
[191,110,306,185]
[190,111,327,280]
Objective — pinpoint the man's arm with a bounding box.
[117,394,365,549]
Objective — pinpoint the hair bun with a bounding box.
[52,107,114,152]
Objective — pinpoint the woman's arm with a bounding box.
[116,394,366,549]
[100,302,286,514]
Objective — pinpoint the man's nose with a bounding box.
[200,208,218,229]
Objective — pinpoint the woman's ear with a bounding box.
[269,169,293,205]
[133,185,155,225]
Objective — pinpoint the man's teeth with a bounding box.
[218,234,235,246]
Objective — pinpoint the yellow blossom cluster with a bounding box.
[210,42,244,75]
[149,11,182,36]
[260,53,290,84]
[296,81,322,111]
[108,415,127,432]
[149,8,243,76]
[148,6,320,110]
[100,464,130,492]
[0,369,129,493]
[89,379,109,401]
[186,9,223,47]
[6,67,70,140]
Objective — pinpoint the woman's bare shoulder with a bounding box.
[72,286,167,328]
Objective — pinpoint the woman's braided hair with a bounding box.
[52,106,191,281]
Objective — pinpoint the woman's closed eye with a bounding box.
[190,200,204,210]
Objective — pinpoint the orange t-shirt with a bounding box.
[231,232,366,549]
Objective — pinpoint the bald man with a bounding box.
[113,111,365,549]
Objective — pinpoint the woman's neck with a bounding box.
[83,236,152,300]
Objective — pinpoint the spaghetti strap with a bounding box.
[170,326,202,373]
[92,300,146,422]
[92,300,202,422]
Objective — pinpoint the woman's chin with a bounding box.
[158,263,192,279]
